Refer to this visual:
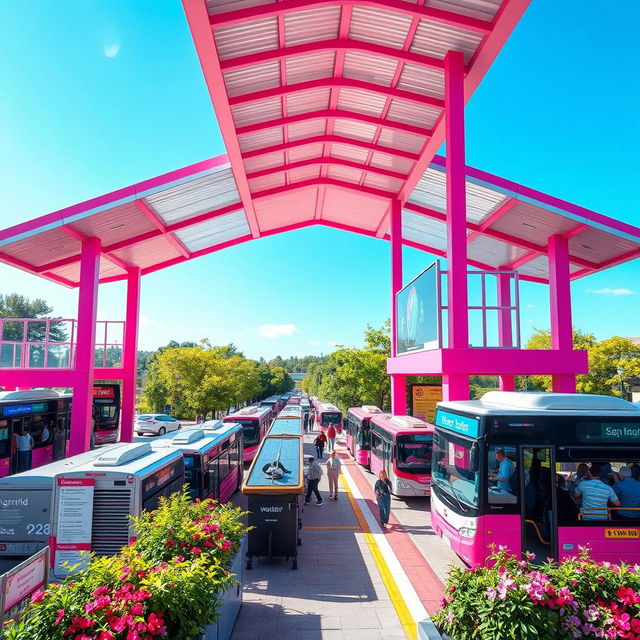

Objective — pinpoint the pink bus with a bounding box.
[369,414,433,497]
[346,406,385,467]
[317,402,343,434]
[223,405,272,462]
[0,387,121,476]
[430,392,640,567]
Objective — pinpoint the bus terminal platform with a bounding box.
[231,431,454,640]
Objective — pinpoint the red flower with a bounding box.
[93,586,109,597]
[98,633,114,640]
[221,540,232,551]
[131,603,144,616]
[30,589,45,604]
[55,609,65,625]
[165,540,175,547]
[191,546,202,555]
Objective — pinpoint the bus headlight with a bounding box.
[459,521,477,539]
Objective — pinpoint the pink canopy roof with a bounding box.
[0,0,638,288]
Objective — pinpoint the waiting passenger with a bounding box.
[613,466,640,519]
[490,448,514,492]
[569,463,590,492]
[600,462,614,486]
[573,464,620,520]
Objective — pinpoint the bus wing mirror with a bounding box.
[469,443,479,474]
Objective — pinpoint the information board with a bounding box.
[396,262,440,355]
[410,384,442,422]
[53,478,94,575]
[1,547,49,623]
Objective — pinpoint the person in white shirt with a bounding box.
[326,450,342,500]
[40,423,50,443]
[17,429,34,472]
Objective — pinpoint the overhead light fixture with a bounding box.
[581,244,593,251]
[111,223,126,230]
[49,245,65,252]
[522,222,536,229]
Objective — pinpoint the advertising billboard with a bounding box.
[396,262,440,355]
[410,384,442,423]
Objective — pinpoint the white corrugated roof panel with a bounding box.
[223,61,281,98]
[287,118,327,141]
[284,6,341,46]
[330,143,371,164]
[410,19,484,63]
[238,127,285,152]
[377,128,426,154]
[397,64,445,100]
[467,234,528,268]
[287,142,325,163]
[174,210,251,252]
[286,88,331,115]
[336,88,387,117]
[465,183,509,224]
[402,210,448,252]
[232,97,282,128]
[146,166,241,225]
[285,51,335,84]
[343,51,399,87]
[427,0,501,21]
[349,6,413,50]
[407,167,447,212]
[214,17,279,61]
[207,0,271,15]
[333,118,378,142]
[385,99,441,129]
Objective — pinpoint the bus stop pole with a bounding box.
[69,237,101,456]
[120,267,141,443]
[390,198,407,415]
[443,50,470,401]
[548,235,577,393]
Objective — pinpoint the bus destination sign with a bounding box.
[435,411,479,438]
[577,422,640,443]
[3,403,47,417]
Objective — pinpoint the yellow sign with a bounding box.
[605,529,640,539]
[411,384,442,423]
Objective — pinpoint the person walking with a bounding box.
[326,423,336,452]
[308,410,316,432]
[374,470,392,528]
[305,456,324,506]
[17,428,34,472]
[326,450,342,500]
[314,431,327,460]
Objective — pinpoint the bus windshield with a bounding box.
[237,420,260,446]
[432,431,479,511]
[397,434,432,471]
[321,412,341,427]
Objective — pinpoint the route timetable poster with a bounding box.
[411,384,442,423]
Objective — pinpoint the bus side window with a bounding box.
[487,445,518,505]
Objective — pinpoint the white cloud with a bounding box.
[587,288,636,296]
[308,340,320,346]
[258,323,299,339]
[104,42,121,58]
[139,314,153,327]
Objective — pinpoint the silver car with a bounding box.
[134,413,181,436]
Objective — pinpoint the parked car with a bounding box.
[134,414,181,436]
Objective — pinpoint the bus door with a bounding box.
[519,446,557,560]
[9,418,23,473]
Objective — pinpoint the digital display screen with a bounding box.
[576,422,640,443]
[396,263,439,355]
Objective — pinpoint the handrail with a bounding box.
[578,506,640,520]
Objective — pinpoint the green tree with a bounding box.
[521,329,640,396]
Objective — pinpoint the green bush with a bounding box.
[434,547,640,640]
[4,489,249,640]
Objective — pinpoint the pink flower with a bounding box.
[131,603,144,616]
[93,586,109,597]
[98,633,114,640]
[30,589,45,604]
[165,540,175,547]
[55,609,65,625]
[191,546,202,555]
[221,540,232,551]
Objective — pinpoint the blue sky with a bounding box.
[0,0,638,359]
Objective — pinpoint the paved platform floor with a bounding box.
[231,431,456,640]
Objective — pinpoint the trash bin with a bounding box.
[242,435,303,570]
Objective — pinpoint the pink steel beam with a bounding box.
[236,110,433,137]
[210,0,493,35]
[120,267,140,443]
[247,158,407,181]
[69,237,101,456]
[399,0,531,204]
[181,0,261,239]
[0,250,75,288]
[465,197,517,243]
[220,39,448,73]
[390,199,403,359]
[242,135,420,161]
[276,4,290,190]
[136,200,190,259]
[229,78,445,111]
[251,177,397,201]
[444,50,469,359]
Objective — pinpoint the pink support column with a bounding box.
[120,267,141,443]
[389,198,407,414]
[497,272,515,391]
[548,234,576,393]
[443,49,469,401]
[69,237,101,456]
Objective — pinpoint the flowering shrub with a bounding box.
[4,490,248,640]
[434,547,640,640]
